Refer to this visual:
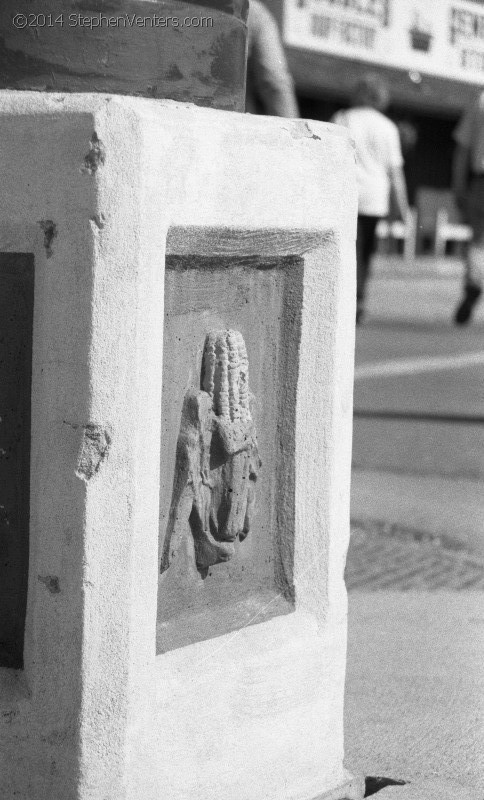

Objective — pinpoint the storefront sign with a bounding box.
[285,0,484,84]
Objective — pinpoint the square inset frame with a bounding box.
[156,227,344,655]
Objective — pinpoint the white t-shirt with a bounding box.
[332,107,404,217]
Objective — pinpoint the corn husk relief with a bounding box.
[161,330,261,576]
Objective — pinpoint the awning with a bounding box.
[287,46,481,115]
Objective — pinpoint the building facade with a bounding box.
[265,0,484,201]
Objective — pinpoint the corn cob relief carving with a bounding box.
[161,330,261,575]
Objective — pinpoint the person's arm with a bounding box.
[389,165,409,222]
[387,124,408,221]
[248,0,299,118]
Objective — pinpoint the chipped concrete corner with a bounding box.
[81,133,106,175]
[90,213,105,231]
[76,424,111,482]
[38,575,61,594]
[288,120,322,141]
[38,219,57,257]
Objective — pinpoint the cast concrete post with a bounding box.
[0,93,361,800]
[1,3,362,797]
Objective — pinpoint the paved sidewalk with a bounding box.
[372,254,464,278]
[344,525,484,796]
[367,254,484,324]
[353,254,484,557]
[344,591,484,793]
[351,471,484,558]
[347,256,484,796]
[346,520,484,591]
[373,778,482,799]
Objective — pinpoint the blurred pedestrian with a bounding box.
[452,91,484,325]
[332,74,409,324]
[397,120,418,158]
[246,0,299,118]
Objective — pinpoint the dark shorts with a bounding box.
[466,176,484,243]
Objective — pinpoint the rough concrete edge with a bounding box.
[165,225,327,256]
[312,773,365,800]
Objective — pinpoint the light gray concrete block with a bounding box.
[0,92,358,800]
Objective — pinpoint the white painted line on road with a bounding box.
[354,351,484,380]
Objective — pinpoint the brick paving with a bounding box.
[346,520,484,591]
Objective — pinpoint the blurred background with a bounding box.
[249,0,484,793]
[266,0,477,206]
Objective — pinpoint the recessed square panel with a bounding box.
[156,255,303,654]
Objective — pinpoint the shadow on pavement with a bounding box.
[365,776,406,797]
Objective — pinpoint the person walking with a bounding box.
[452,90,484,325]
[332,75,408,324]
[246,0,299,118]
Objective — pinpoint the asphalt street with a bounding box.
[351,255,484,553]
[344,255,484,796]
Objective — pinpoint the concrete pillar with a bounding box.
[0,91,361,800]
[0,5,359,796]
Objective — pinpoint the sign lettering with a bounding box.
[285,0,484,85]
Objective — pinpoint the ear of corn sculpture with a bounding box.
[161,330,261,575]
